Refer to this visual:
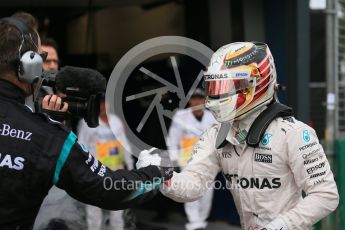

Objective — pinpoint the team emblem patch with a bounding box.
[303,129,310,142]
[261,133,272,146]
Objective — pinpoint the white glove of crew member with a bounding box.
[260,216,289,230]
[137,148,174,181]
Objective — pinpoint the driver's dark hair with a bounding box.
[0,15,39,76]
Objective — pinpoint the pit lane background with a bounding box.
[0,0,343,229]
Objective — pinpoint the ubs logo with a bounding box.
[221,151,232,158]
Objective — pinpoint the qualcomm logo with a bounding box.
[261,133,272,146]
[303,129,310,142]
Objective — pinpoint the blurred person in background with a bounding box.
[41,38,59,71]
[37,37,68,115]
[38,38,57,97]
[137,42,339,230]
[78,95,134,230]
[167,88,215,230]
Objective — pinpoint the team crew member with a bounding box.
[137,42,339,230]
[167,89,215,230]
[0,17,169,230]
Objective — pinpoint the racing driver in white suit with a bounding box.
[136,42,339,230]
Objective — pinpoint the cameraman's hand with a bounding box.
[42,95,68,112]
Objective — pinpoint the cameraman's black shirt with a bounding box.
[0,80,162,230]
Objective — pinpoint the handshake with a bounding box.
[136,148,174,182]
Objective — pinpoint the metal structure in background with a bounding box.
[326,0,338,151]
[338,0,345,136]
[336,2,345,230]
[325,0,345,229]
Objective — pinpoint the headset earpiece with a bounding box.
[18,51,43,83]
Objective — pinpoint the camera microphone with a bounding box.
[41,70,58,87]
[55,66,106,96]
[40,66,106,128]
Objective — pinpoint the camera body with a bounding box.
[40,67,105,128]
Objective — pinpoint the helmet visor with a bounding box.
[203,65,257,99]
[205,79,251,98]
[204,77,252,99]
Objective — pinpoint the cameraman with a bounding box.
[0,17,170,230]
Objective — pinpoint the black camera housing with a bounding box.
[39,68,105,128]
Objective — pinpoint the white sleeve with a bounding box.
[167,112,184,162]
[161,125,221,202]
[281,125,339,229]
